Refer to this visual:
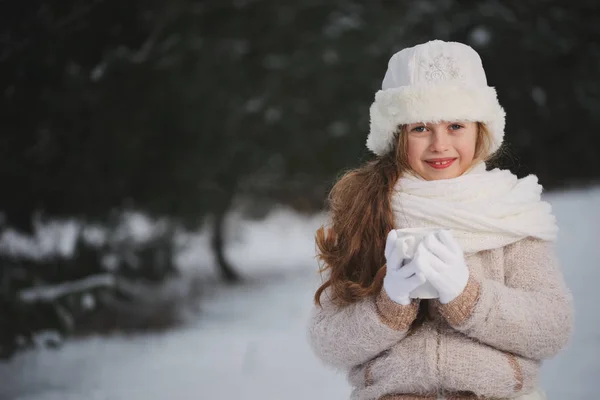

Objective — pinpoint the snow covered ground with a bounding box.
[0,186,599,400]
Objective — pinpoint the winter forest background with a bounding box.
[0,1,599,399]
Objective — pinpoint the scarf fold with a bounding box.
[391,162,558,254]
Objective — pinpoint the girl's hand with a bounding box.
[383,229,426,305]
[416,230,470,304]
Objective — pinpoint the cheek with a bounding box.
[406,138,425,168]
[456,133,478,160]
[458,143,475,159]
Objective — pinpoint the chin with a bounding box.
[423,168,462,181]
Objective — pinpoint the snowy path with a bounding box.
[0,188,599,400]
[0,268,347,400]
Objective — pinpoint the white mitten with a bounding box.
[416,230,469,304]
[383,230,427,305]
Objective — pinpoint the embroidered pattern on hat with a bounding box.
[419,54,463,82]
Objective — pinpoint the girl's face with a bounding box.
[404,121,478,181]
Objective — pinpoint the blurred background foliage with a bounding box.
[0,0,598,358]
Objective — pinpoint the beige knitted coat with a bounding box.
[308,237,574,400]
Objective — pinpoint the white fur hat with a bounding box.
[367,40,506,156]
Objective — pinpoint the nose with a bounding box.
[429,130,450,152]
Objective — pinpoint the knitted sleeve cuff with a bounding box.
[375,289,419,331]
[436,276,481,327]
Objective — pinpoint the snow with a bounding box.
[1,187,599,400]
[0,212,169,261]
[18,274,115,303]
[0,219,79,260]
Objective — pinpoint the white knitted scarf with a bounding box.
[391,162,558,254]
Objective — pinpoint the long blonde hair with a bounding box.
[314,122,495,307]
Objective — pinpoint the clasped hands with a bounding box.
[383,229,469,305]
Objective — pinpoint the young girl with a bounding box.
[308,40,573,400]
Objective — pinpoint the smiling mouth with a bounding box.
[425,158,456,169]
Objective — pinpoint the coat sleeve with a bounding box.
[435,237,574,360]
[308,287,420,369]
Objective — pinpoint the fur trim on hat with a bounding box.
[367,81,506,156]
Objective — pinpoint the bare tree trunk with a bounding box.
[211,188,241,284]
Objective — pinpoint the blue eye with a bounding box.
[411,126,427,133]
[449,124,463,130]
